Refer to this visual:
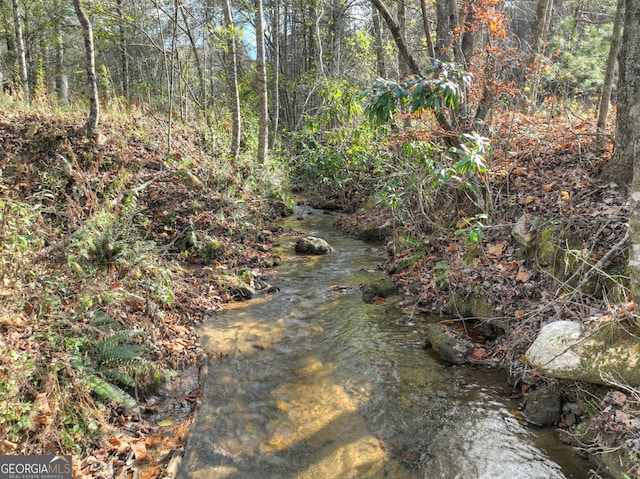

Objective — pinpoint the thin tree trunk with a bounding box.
[269,0,280,151]
[371,4,386,77]
[397,0,407,78]
[223,0,241,159]
[11,0,28,104]
[54,0,66,104]
[73,0,99,137]
[179,3,206,119]
[116,0,129,100]
[256,0,269,163]
[524,0,554,105]
[419,0,435,59]
[596,0,624,150]
[167,0,179,151]
[370,0,422,76]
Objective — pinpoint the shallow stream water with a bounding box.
[179,206,594,479]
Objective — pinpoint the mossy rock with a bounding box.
[357,220,394,241]
[537,227,560,267]
[526,319,640,387]
[424,323,474,364]
[362,278,399,303]
[217,274,255,300]
[444,290,509,331]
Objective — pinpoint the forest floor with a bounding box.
[0,105,636,478]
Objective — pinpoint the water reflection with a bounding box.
[179,208,592,479]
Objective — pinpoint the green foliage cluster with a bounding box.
[363,61,472,126]
[546,0,617,102]
[71,327,168,415]
[289,79,392,208]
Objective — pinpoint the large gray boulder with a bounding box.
[295,236,334,255]
[525,319,640,387]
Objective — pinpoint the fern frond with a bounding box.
[81,374,139,413]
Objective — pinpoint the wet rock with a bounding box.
[511,214,536,248]
[424,323,475,364]
[523,386,562,426]
[357,220,394,241]
[362,278,399,303]
[525,319,640,387]
[295,236,334,255]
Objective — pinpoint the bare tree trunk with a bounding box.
[223,0,241,159]
[436,0,463,62]
[371,4,386,77]
[596,0,624,151]
[179,3,207,121]
[11,0,28,104]
[370,0,422,76]
[419,0,435,59]
[116,0,129,100]
[617,0,640,307]
[529,0,553,60]
[167,0,179,150]
[524,0,553,105]
[397,0,407,78]
[73,0,99,137]
[256,0,269,163]
[600,0,638,190]
[269,0,280,151]
[54,0,66,104]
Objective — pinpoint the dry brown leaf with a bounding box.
[487,242,505,258]
[541,184,554,192]
[561,190,570,201]
[510,410,525,421]
[523,196,536,205]
[131,438,148,461]
[373,296,385,304]
[515,271,531,282]
[514,310,527,321]
[511,167,527,175]
[0,440,17,454]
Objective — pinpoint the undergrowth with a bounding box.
[0,97,291,458]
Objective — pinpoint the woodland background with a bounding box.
[1,0,640,477]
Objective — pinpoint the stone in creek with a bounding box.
[295,236,334,255]
[424,323,475,365]
[522,385,562,426]
[362,278,399,303]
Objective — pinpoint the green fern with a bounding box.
[91,330,163,384]
[71,329,169,413]
[81,374,139,413]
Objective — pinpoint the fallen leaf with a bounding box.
[511,167,527,175]
[487,242,505,258]
[541,184,554,192]
[373,296,385,304]
[561,190,570,201]
[514,310,527,321]
[0,440,17,454]
[515,271,531,282]
[131,438,148,461]
[523,196,536,205]
[510,410,525,421]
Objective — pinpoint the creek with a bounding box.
[178,206,594,479]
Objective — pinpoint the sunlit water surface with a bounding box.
[179,207,593,479]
